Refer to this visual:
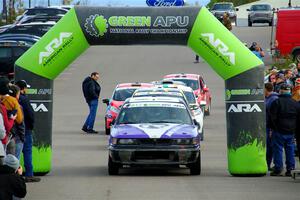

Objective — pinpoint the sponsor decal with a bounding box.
[39,32,74,66]
[227,104,262,113]
[201,33,235,65]
[127,102,186,108]
[225,89,263,100]
[84,15,189,37]
[31,103,48,112]
[146,0,185,7]
[27,88,52,95]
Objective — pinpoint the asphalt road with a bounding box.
[25,26,300,200]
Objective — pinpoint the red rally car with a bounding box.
[102,82,153,135]
[163,73,212,115]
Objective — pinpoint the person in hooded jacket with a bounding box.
[265,83,278,170]
[0,154,26,200]
[81,72,101,134]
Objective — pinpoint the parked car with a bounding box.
[0,34,40,45]
[0,40,32,79]
[210,2,238,24]
[273,8,300,62]
[15,7,68,24]
[108,96,201,175]
[163,73,212,116]
[0,22,55,37]
[247,4,273,26]
[102,82,153,135]
[16,15,63,24]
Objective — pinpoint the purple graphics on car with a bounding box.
[146,0,185,7]
[108,97,201,175]
[111,123,198,139]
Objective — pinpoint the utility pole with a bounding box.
[29,0,31,8]
[48,0,50,6]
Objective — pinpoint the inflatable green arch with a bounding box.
[15,6,267,176]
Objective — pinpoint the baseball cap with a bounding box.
[15,80,30,89]
[295,78,300,84]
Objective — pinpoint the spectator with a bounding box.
[284,69,294,86]
[15,80,41,183]
[82,72,101,134]
[292,78,300,102]
[0,107,6,165]
[0,82,16,156]
[264,83,278,170]
[249,42,257,51]
[222,12,232,31]
[274,73,285,93]
[269,84,300,176]
[8,84,25,160]
[252,45,265,60]
[0,154,26,200]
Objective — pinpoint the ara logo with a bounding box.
[227,104,262,113]
[31,103,48,112]
[39,32,73,65]
[201,33,235,65]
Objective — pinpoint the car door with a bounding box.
[0,46,13,75]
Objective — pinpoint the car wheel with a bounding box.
[204,102,211,116]
[105,118,110,135]
[293,50,300,63]
[108,156,119,175]
[248,20,252,27]
[189,151,201,175]
[200,127,204,141]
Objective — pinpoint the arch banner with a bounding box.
[15,6,266,176]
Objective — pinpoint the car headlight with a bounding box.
[110,106,120,114]
[192,137,200,145]
[111,138,118,145]
[173,138,193,145]
[118,139,138,145]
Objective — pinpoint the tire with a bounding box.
[108,156,119,175]
[293,50,300,63]
[189,151,201,175]
[248,21,252,27]
[105,118,110,135]
[204,102,211,116]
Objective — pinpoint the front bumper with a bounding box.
[109,145,200,165]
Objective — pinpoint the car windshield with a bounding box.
[26,9,67,15]
[117,102,192,125]
[212,4,232,10]
[3,25,53,37]
[251,5,271,11]
[183,91,196,104]
[173,79,199,90]
[113,88,137,101]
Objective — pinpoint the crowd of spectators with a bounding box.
[0,76,40,199]
[264,62,300,176]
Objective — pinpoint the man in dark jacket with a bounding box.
[82,72,101,134]
[264,83,278,170]
[269,84,300,176]
[0,154,26,200]
[15,80,40,183]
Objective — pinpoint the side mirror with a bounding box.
[193,119,199,126]
[102,98,109,105]
[246,8,250,11]
[110,119,116,126]
[236,8,239,11]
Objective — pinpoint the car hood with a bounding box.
[111,123,198,139]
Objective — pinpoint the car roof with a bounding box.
[116,82,153,88]
[126,96,186,104]
[164,73,200,80]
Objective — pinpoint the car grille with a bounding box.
[135,151,174,160]
[138,139,172,146]
[254,13,269,17]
